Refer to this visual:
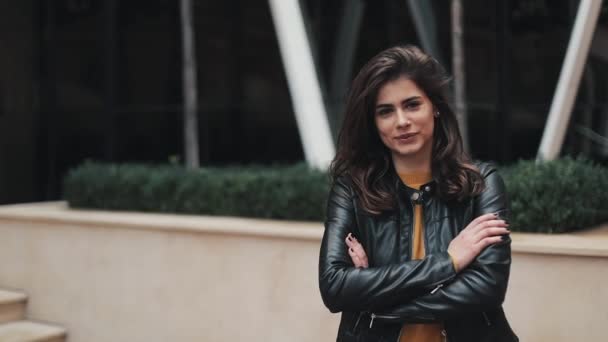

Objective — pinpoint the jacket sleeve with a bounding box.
[373,166,512,321]
[318,176,457,313]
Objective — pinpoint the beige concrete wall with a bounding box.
[0,203,340,342]
[0,202,607,342]
[505,252,608,341]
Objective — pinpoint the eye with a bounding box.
[376,108,393,116]
[405,101,421,110]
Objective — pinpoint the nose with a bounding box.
[396,108,410,127]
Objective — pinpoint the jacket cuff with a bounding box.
[446,250,459,273]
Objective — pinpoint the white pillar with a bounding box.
[406,0,444,65]
[268,0,335,170]
[537,0,603,161]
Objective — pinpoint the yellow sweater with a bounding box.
[398,172,443,342]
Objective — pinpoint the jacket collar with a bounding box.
[390,169,437,205]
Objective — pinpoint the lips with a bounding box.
[395,132,418,141]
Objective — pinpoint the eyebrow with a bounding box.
[375,96,422,109]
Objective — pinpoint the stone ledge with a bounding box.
[511,227,608,257]
[0,320,66,341]
[0,289,26,305]
[0,202,323,241]
[1,202,607,257]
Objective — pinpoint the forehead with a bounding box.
[376,77,426,104]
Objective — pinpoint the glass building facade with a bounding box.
[1,0,607,204]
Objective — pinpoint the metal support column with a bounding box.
[537,0,603,161]
[103,0,118,161]
[328,0,365,139]
[41,0,58,199]
[268,0,335,169]
[495,0,511,161]
[406,0,444,65]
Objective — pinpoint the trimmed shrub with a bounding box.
[64,162,330,221]
[502,157,608,233]
[64,158,608,232]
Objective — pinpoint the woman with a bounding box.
[318,45,518,342]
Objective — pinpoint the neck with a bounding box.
[391,152,432,175]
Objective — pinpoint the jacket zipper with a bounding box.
[482,311,492,326]
[371,312,456,342]
[422,195,430,256]
[415,188,453,296]
[430,283,444,294]
[353,312,363,331]
[369,312,401,329]
[408,200,415,260]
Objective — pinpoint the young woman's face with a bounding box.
[374,76,435,164]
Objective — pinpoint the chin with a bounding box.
[393,144,422,156]
[392,149,421,159]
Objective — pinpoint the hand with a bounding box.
[448,213,510,272]
[345,233,368,268]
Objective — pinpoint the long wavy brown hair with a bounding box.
[330,45,484,214]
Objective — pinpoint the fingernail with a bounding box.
[493,213,499,217]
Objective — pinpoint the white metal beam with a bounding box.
[537,0,603,161]
[329,0,365,136]
[406,0,444,65]
[268,0,335,169]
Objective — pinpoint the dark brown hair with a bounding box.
[330,45,484,214]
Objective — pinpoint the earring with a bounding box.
[434,111,440,118]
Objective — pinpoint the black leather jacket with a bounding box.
[319,162,518,342]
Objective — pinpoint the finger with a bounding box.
[469,213,498,227]
[475,225,510,237]
[345,232,353,244]
[484,227,510,237]
[348,248,364,268]
[346,234,368,265]
[345,233,357,248]
[350,246,368,269]
[359,251,368,267]
[347,247,358,263]
[476,235,504,250]
[473,228,509,243]
[461,214,497,234]
[347,233,359,247]
[482,219,509,227]
[348,248,362,267]
[469,219,508,235]
[351,240,368,261]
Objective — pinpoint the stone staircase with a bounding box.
[0,289,66,342]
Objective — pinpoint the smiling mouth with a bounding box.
[395,133,418,141]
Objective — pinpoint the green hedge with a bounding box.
[502,157,608,233]
[64,162,330,221]
[64,157,608,232]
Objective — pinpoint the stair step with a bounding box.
[0,290,27,324]
[0,321,67,342]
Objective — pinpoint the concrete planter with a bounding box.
[505,227,608,341]
[0,202,606,342]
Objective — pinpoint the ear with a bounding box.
[430,103,439,116]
